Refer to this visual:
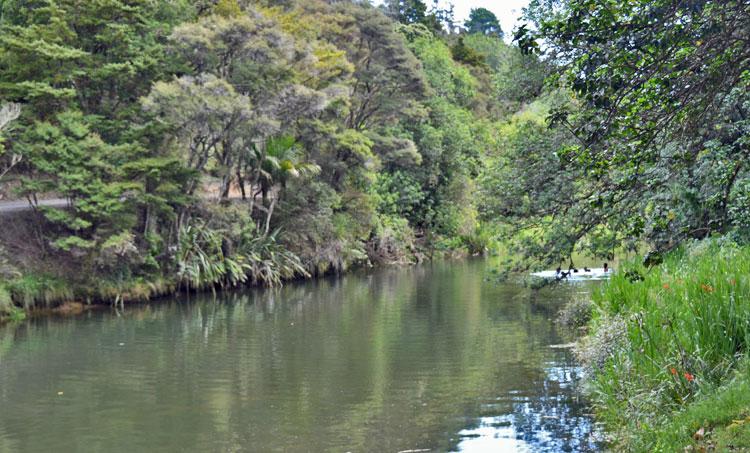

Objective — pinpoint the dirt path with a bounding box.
[0,198,68,214]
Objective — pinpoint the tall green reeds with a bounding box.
[585,239,750,450]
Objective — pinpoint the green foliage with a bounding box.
[478,107,588,265]
[460,222,496,256]
[450,37,486,68]
[583,240,750,450]
[0,288,25,321]
[645,361,750,452]
[331,3,429,131]
[176,221,242,290]
[463,34,548,114]
[16,111,138,256]
[0,0,196,274]
[406,31,477,105]
[557,295,593,329]
[384,0,427,25]
[0,0,559,312]
[368,214,417,264]
[382,0,454,33]
[503,0,750,263]
[235,228,309,287]
[373,171,426,222]
[175,220,307,290]
[5,275,74,309]
[213,0,241,18]
[0,285,15,319]
[464,8,503,38]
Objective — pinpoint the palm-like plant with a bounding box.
[176,222,249,291]
[244,135,320,234]
[175,220,308,290]
[236,228,310,286]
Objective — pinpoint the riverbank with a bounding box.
[0,229,477,324]
[573,239,750,451]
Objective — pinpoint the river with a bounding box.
[0,259,602,452]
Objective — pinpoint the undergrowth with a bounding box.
[582,238,750,451]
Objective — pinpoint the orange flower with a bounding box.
[670,367,677,375]
[701,284,714,293]
[662,283,670,289]
[684,372,695,382]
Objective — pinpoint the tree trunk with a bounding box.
[237,168,246,200]
[220,174,231,200]
[143,205,151,236]
[264,197,276,236]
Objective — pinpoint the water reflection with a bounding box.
[0,260,601,452]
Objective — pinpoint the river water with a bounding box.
[0,260,602,452]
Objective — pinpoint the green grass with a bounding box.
[583,238,750,451]
[0,284,25,322]
[647,360,750,451]
[5,275,74,309]
[0,273,179,316]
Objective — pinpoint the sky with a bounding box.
[373,0,531,41]
[444,0,530,38]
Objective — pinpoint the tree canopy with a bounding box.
[13,0,743,293]
[0,0,553,299]
[489,0,750,266]
[464,7,503,38]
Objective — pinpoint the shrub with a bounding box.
[557,295,594,329]
[235,228,309,286]
[0,285,21,320]
[461,222,497,255]
[368,215,417,264]
[176,220,308,290]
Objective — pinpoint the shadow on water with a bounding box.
[0,259,603,452]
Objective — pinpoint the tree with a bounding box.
[450,37,486,68]
[478,110,593,266]
[249,136,321,235]
[462,34,549,115]
[331,4,428,131]
[15,111,138,260]
[383,0,428,25]
[382,0,454,34]
[0,0,193,268]
[502,0,750,261]
[464,8,503,38]
[0,103,21,182]
[153,8,328,200]
[142,74,253,197]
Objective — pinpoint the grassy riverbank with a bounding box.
[0,273,179,322]
[578,239,750,451]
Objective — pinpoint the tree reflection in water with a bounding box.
[0,260,602,452]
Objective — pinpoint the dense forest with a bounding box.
[1,0,750,450]
[0,0,552,314]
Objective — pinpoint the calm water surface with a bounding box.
[0,260,601,452]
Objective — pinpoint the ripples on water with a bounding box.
[0,260,602,452]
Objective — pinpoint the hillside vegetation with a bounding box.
[0,0,556,319]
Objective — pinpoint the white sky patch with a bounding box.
[372,0,531,41]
